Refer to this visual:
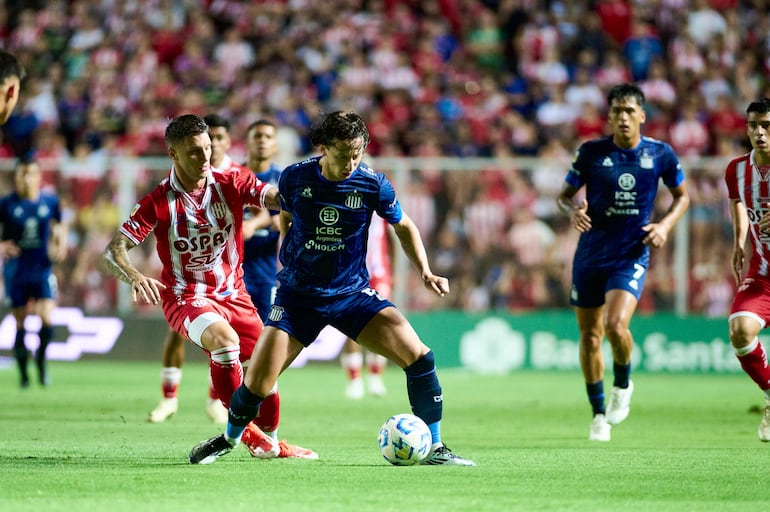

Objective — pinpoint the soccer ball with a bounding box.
[377,413,432,466]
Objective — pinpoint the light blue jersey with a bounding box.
[566,135,684,269]
[277,156,402,296]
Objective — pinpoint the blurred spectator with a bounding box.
[687,0,727,49]
[638,58,677,115]
[1,0,765,317]
[622,17,663,81]
[669,100,710,159]
[564,67,604,110]
[596,0,633,47]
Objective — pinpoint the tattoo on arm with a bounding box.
[103,234,140,285]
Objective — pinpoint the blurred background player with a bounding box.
[148,114,250,424]
[557,83,689,441]
[241,119,281,322]
[0,157,66,387]
[725,98,770,441]
[0,49,24,125]
[340,213,391,399]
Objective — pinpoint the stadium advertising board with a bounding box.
[0,310,745,374]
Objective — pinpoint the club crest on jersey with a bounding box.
[210,201,227,219]
[345,190,363,209]
[319,206,339,225]
[618,173,636,190]
[639,153,653,169]
[268,305,284,322]
[301,186,313,198]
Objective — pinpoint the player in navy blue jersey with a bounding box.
[557,83,690,441]
[189,111,475,466]
[241,119,282,320]
[0,158,66,387]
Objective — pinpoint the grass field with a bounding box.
[0,359,767,512]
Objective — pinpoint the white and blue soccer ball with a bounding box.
[377,413,432,466]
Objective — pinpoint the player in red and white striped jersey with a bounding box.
[103,114,315,459]
[726,98,770,441]
[340,214,392,398]
[148,114,249,426]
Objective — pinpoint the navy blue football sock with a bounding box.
[404,350,443,425]
[613,363,631,389]
[36,325,53,385]
[226,384,264,440]
[587,380,605,415]
[13,329,28,384]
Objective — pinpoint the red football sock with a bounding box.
[160,367,181,399]
[737,342,770,391]
[256,391,280,433]
[209,345,242,409]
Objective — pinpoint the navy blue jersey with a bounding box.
[0,191,61,275]
[277,156,402,296]
[565,136,684,268]
[242,163,282,290]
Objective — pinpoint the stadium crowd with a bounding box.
[0,0,767,316]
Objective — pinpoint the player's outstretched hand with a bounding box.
[422,273,449,297]
[131,275,167,305]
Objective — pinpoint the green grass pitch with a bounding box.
[0,360,767,511]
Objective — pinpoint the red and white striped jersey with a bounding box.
[366,214,392,287]
[120,166,272,300]
[725,150,770,276]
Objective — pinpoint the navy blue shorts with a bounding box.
[8,269,58,308]
[247,282,276,323]
[570,260,647,308]
[265,287,394,346]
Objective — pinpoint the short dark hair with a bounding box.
[747,98,770,115]
[165,114,208,145]
[0,49,25,83]
[246,119,276,134]
[203,113,230,131]
[15,154,38,169]
[607,83,645,107]
[309,111,370,148]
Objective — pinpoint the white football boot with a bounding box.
[605,380,634,425]
[589,413,611,441]
[148,397,178,423]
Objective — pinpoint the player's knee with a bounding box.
[729,324,758,347]
[580,332,604,353]
[603,319,629,340]
[199,322,240,351]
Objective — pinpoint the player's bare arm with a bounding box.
[391,213,449,297]
[0,239,20,258]
[103,232,166,305]
[243,207,274,239]
[263,185,280,210]
[557,183,591,232]
[278,209,292,240]
[48,221,67,262]
[641,183,690,248]
[730,198,749,284]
